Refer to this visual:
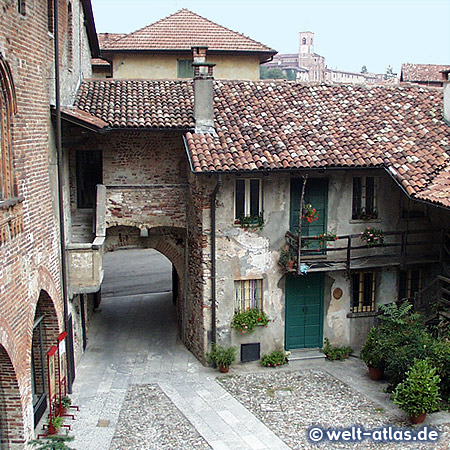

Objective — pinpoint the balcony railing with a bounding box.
[67,184,106,295]
[284,228,441,273]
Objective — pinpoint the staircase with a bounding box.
[414,230,450,326]
[71,209,94,243]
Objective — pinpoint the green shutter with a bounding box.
[177,60,194,78]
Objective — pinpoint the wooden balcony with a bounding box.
[284,228,442,273]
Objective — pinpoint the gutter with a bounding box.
[210,174,222,346]
[53,0,71,390]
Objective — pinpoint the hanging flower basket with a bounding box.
[302,204,319,223]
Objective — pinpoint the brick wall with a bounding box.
[0,0,92,443]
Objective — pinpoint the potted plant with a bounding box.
[278,245,296,271]
[231,308,270,334]
[60,396,72,415]
[360,327,385,380]
[392,358,441,424]
[360,227,384,247]
[206,343,237,373]
[47,415,64,435]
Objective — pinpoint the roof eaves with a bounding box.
[80,0,100,57]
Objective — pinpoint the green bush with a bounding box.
[392,358,441,416]
[429,338,450,401]
[231,308,269,334]
[206,343,237,368]
[360,326,385,369]
[260,349,288,367]
[28,435,74,450]
[321,338,353,361]
[378,302,432,387]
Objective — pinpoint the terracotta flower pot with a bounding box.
[219,365,229,373]
[410,413,426,424]
[368,366,384,381]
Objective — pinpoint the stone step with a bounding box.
[288,348,326,361]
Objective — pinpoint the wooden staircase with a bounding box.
[71,210,94,244]
[414,230,450,325]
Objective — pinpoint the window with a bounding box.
[0,55,17,202]
[351,271,376,313]
[177,60,194,78]
[234,178,261,220]
[352,176,378,219]
[18,0,26,15]
[302,37,306,45]
[47,0,53,33]
[235,279,263,313]
[67,3,73,66]
[399,268,423,300]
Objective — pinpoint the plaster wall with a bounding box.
[110,53,261,80]
[206,169,444,356]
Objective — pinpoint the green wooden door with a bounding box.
[285,273,324,349]
[290,178,328,238]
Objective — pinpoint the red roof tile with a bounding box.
[101,9,276,56]
[401,63,450,83]
[74,79,450,208]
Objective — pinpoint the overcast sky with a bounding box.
[91,0,450,75]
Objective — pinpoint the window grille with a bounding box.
[234,279,263,313]
[351,272,376,313]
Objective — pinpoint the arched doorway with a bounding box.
[0,346,24,449]
[31,291,60,428]
[104,226,185,339]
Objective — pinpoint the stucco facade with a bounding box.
[108,53,262,80]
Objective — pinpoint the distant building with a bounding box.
[94,9,276,80]
[400,63,450,87]
[263,31,383,84]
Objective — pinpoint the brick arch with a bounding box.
[105,225,185,283]
[0,345,25,449]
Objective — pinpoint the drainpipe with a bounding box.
[211,174,222,345]
[53,0,71,386]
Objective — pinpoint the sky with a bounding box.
[90,0,450,75]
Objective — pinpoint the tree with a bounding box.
[385,65,396,80]
[260,67,287,80]
[361,65,368,74]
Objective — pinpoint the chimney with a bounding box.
[442,69,450,124]
[192,46,216,134]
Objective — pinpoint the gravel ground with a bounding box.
[109,384,211,450]
[218,369,450,449]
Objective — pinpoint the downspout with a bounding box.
[54,0,70,362]
[210,174,222,345]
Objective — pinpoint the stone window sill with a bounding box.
[347,311,379,318]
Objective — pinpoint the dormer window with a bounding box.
[18,0,26,15]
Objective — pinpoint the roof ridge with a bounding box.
[102,8,275,52]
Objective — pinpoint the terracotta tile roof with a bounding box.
[101,9,276,56]
[401,63,450,83]
[74,79,450,207]
[60,107,109,130]
[98,33,127,49]
[75,79,194,128]
[91,57,111,67]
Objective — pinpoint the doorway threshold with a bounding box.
[288,348,326,361]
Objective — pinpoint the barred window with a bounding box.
[351,272,376,313]
[399,268,423,300]
[234,279,263,313]
[352,176,378,220]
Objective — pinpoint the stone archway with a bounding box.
[31,291,60,428]
[104,225,186,338]
[0,345,24,450]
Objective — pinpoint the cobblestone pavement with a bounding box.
[218,369,450,449]
[66,250,450,449]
